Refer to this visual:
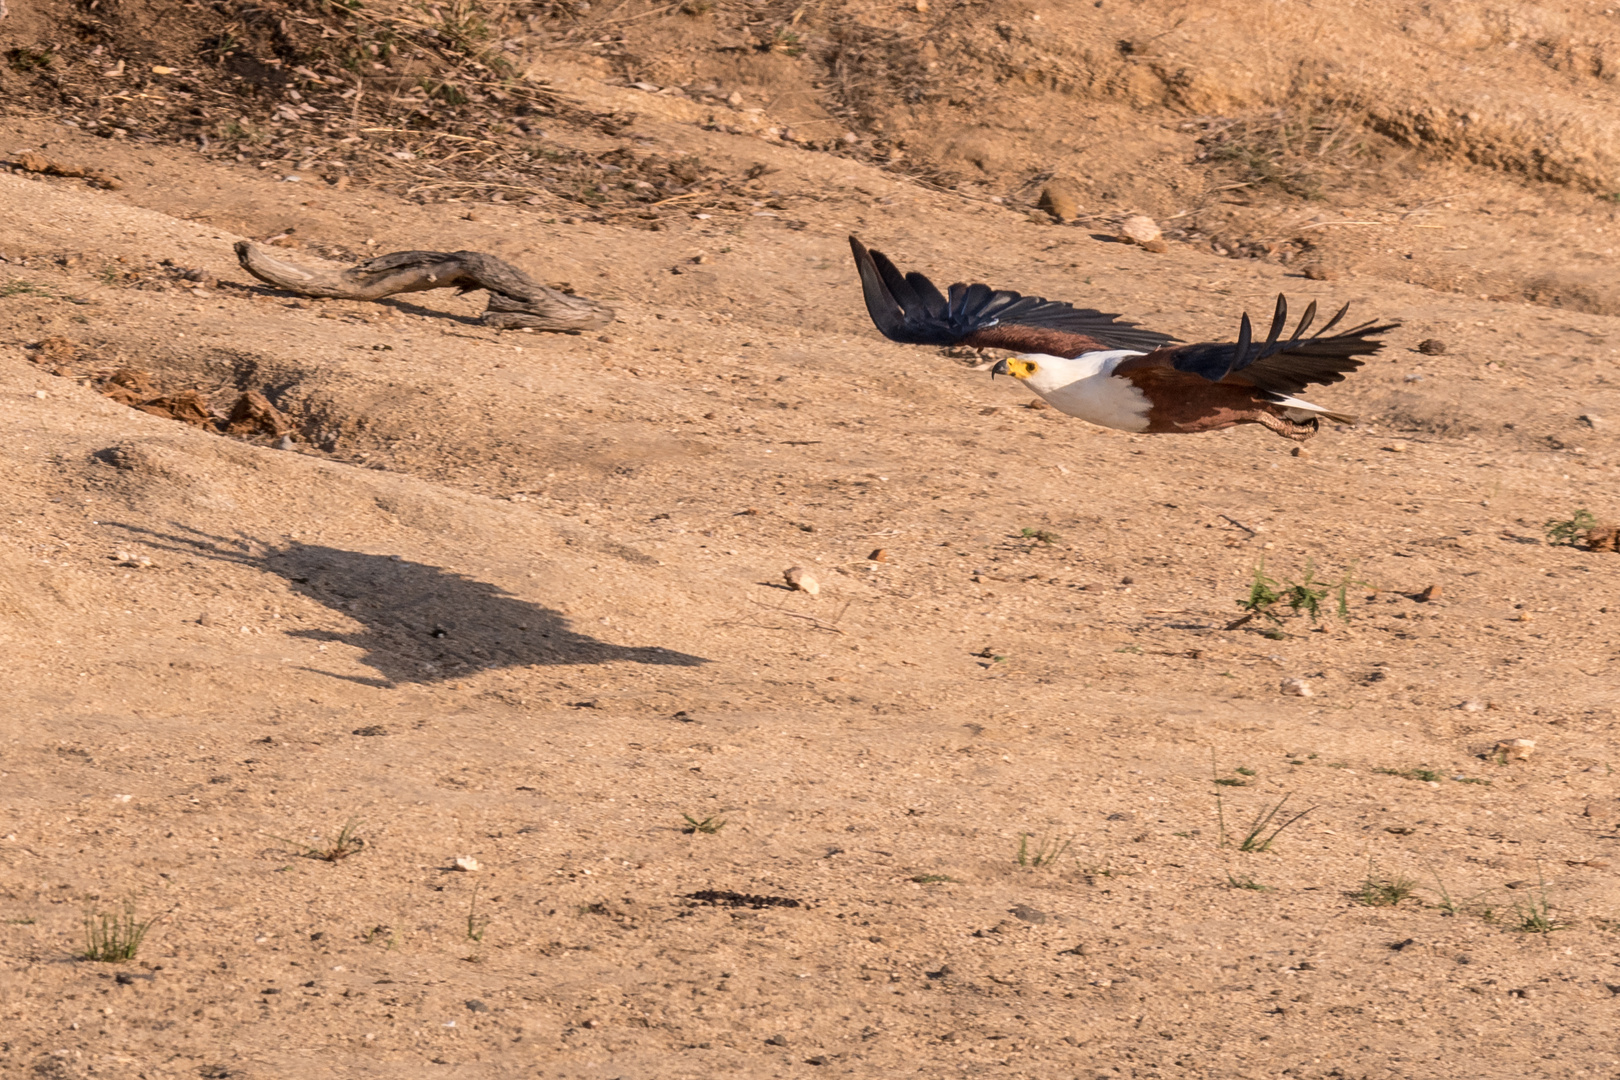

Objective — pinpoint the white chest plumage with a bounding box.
[1017,350,1152,432]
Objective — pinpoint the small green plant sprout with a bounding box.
[1229,559,1365,632]
[0,279,56,299]
[1375,766,1444,783]
[1225,871,1271,891]
[83,902,170,963]
[1237,795,1314,853]
[1354,862,1419,907]
[465,882,487,943]
[361,924,394,947]
[1514,865,1561,933]
[1015,832,1072,869]
[1544,508,1597,547]
[681,813,727,835]
[277,817,365,861]
[911,874,955,885]
[1019,527,1061,545]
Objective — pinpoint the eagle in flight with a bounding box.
[849,236,1398,442]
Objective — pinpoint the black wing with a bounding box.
[850,236,1178,353]
[1157,294,1400,394]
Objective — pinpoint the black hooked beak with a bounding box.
[990,358,1010,379]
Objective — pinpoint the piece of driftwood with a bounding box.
[233,242,615,332]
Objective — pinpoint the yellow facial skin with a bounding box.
[1000,358,1038,379]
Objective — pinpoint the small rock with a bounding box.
[465,999,489,1013]
[1417,338,1447,355]
[1577,413,1603,429]
[1037,177,1084,222]
[1494,738,1535,762]
[765,1034,789,1047]
[1117,215,1162,247]
[1280,678,1314,697]
[1010,904,1047,924]
[1584,525,1620,552]
[1290,446,1308,457]
[784,567,820,595]
[1459,700,1486,712]
[453,856,481,872]
[1383,442,1407,453]
[1301,263,1339,281]
[868,548,888,562]
[1415,584,1442,602]
[273,436,295,451]
[806,1056,828,1066]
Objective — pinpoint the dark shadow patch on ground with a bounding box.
[111,523,707,685]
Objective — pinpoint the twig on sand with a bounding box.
[233,242,615,332]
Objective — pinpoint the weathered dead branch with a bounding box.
[233,242,616,332]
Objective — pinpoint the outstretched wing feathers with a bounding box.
[850,235,1178,354]
[1131,294,1400,394]
[849,236,1399,391]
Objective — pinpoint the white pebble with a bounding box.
[454,856,480,872]
[1495,738,1535,762]
[784,567,819,596]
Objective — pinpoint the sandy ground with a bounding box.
[2,48,1620,1080]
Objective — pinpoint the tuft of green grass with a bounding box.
[0,279,56,299]
[911,874,955,885]
[1225,872,1271,891]
[1545,508,1597,547]
[1514,866,1561,933]
[1376,766,1443,783]
[83,902,167,963]
[681,814,727,835]
[1235,558,1365,628]
[1015,832,1072,869]
[276,817,365,861]
[1354,863,1418,907]
[1019,527,1061,545]
[1237,795,1314,852]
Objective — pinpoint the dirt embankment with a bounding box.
[2,2,1620,1079]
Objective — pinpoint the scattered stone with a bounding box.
[1290,446,1308,458]
[1417,338,1447,355]
[1280,678,1314,697]
[766,1034,790,1047]
[1584,524,1620,552]
[1010,904,1047,924]
[1301,264,1339,281]
[465,1000,489,1013]
[784,566,820,595]
[453,856,481,872]
[1037,178,1083,222]
[1382,442,1407,452]
[225,390,291,437]
[352,725,388,736]
[1494,738,1535,762]
[1459,700,1486,712]
[1118,215,1166,252]
[1415,584,1442,602]
[1577,413,1603,429]
[868,548,888,562]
